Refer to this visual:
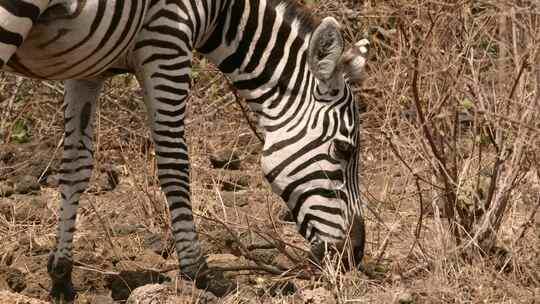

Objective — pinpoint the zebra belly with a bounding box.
[5,0,145,80]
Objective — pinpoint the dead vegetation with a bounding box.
[1,0,539,303]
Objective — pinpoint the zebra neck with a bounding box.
[197,0,316,126]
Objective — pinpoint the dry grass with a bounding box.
[1,0,540,303]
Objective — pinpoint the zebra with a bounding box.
[0,0,369,301]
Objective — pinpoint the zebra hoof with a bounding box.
[47,254,76,303]
[195,268,236,297]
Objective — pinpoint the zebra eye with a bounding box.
[329,88,340,96]
[333,139,355,160]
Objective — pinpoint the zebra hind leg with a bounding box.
[47,79,103,303]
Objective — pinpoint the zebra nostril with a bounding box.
[310,241,326,264]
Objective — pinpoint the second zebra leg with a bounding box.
[48,78,103,303]
[134,51,235,297]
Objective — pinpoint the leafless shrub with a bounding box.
[368,1,540,258]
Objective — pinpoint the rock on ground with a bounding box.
[0,266,26,292]
[301,287,336,304]
[0,290,48,304]
[126,284,176,304]
[126,283,217,304]
[107,270,170,301]
[394,291,414,304]
[208,148,241,170]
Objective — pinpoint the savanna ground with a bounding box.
[1,1,540,303]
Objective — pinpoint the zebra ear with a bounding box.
[341,39,369,83]
[308,17,344,83]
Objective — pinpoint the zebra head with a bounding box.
[260,17,368,266]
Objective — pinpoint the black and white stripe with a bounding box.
[0,0,48,68]
[0,0,368,301]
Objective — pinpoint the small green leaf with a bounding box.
[461,98,474,110]
[479,36,497,57]
[476,134,490,146]
[11,119,31,143]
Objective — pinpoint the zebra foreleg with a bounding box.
[48,78,104,303]
[134,52,235,297]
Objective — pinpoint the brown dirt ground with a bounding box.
[1,1,540,304]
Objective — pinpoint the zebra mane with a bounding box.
[270,0,319,35]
